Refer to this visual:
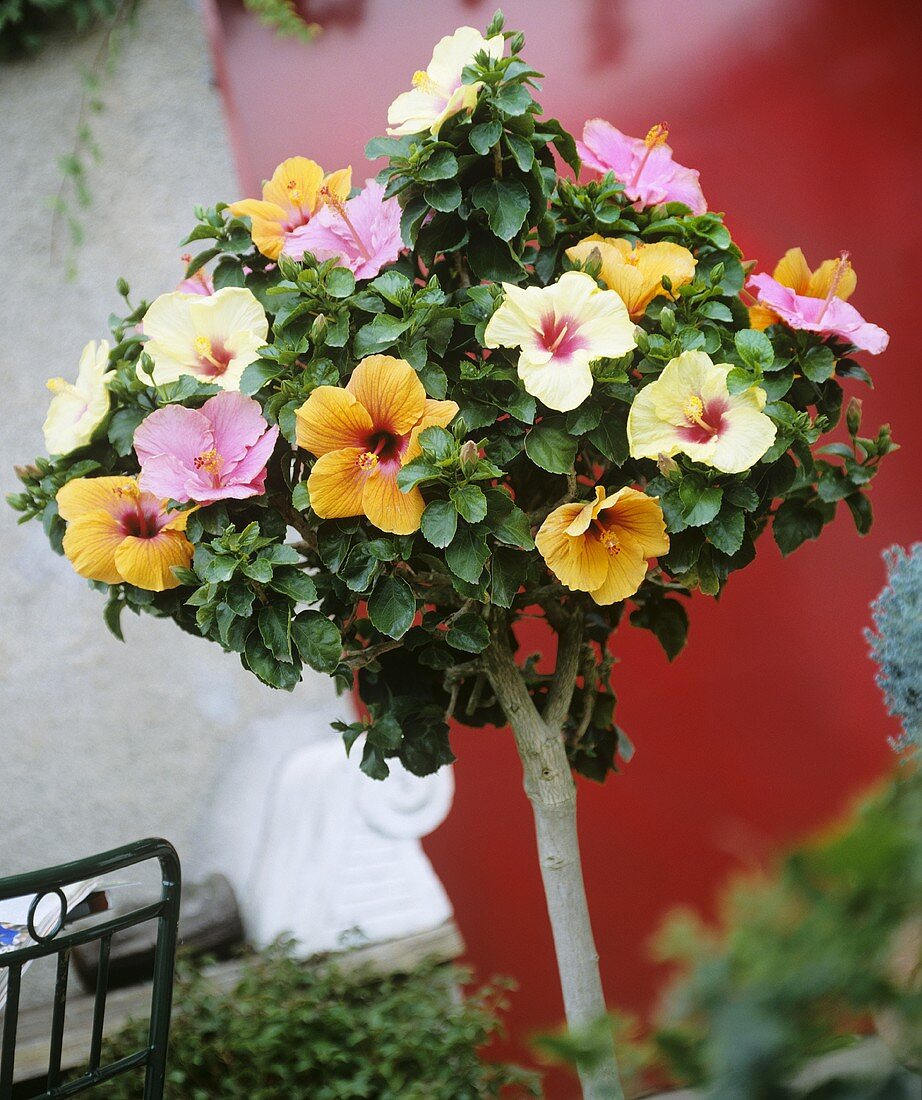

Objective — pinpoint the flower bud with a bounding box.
[846,396,862,437]
[310,314,328,343]
[116,277,130,298]
[459,440,479,469]
[656,453,679,478]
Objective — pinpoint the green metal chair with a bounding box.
[0,838,181,1099]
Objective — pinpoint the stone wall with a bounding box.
[0,0,348,886]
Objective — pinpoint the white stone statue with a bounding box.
[199,700,454,956]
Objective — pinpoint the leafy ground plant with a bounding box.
[94,948,540,1099]
[9,10,895,1097]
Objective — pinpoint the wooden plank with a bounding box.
[9,920,464,1085]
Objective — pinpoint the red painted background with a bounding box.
[203,0,921,1091]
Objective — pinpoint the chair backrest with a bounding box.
[0,838,181,1099]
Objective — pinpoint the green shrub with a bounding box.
[102,946,541,1099]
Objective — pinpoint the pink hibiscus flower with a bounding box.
[747,270,889,355]
[577,119,707,215]
[177,256,215,296]
[282,178,403,280]
[134,391,279,505]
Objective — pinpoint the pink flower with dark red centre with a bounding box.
[578,119,707,215]
[747,256,889,354]
[133,391,279,506]
[282,179,404,280]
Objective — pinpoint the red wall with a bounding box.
[205,0,921,1091]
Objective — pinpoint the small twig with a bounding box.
[343,639,403,669]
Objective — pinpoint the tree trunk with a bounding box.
[487,611,624,1100]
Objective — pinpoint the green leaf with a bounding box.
[587,413,629,466]
[424,179,462,212]
[735,329,775,372]
[240,359,284,395]
[491,546,528,608]
[706,508,745,556]
[680,483,723,527]
[845,491,873,535]
[291,611,342,672]
[630,598,688,661]
[470,120,503,155]
[243,633,300,691]
[445,524,490,584]
[419,425,455,461]
[450,484,488,523]
[324,266,356,299]
[396,457,441,492]
[467,230,525,281]
[366,714,403,752]
[360,742,390,781]
[525,425,577,473]
[258,605,292,662]
[504,132,535,172]
[107,407,147,457]
[420,499,458,548]
[446,612,490,653]
[724,483,759,512]
[291,481,310,511]
[370,270,411,304]
[269,569,318,603]
[494,505,534,550]
[418,148,459,181]
[471,178,531,241]
[354,313,411,356]
[201,554,238,583]
[493,83,532,116]
[801,344,837,383]
[368,576,416,639]
[773,498,824,556]
[242,557,273,583]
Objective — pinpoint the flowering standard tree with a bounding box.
[10,13,895,1098]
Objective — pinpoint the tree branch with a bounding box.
[544,604,585,731]
[528,471,578,525]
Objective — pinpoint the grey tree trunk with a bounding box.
[487,611,624,1100]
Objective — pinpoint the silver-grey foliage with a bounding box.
[868,544,922,751]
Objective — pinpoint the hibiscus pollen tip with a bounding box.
[644,122,670,148]
[194,448,223,475]
[356,451,379,471]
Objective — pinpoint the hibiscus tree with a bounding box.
[10,13,895,1099]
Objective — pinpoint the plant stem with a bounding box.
[487,609,624,1100]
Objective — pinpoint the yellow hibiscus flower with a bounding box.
[295,355,458,536]
[536,486,669,605]
[57,476,193,592]
[565,235,697,318]
[229,157,352,260]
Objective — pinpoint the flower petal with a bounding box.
[346,355,426,436]
[772,247,812,295]
[362,467,425,535]
[600,488,670,557]
[306,448,368,518]
[589,542,649,605]
[711,401,777,474]
[536,503,610,592]
[518,351,594,412]
[201,391,269,462]
[56,476,136,522]
[296,387,374,456]
[403,398,460,463]
[808,257,857,301]
[262,157,324,214]
[133,405,212,469]
[114,531,193,592]
[62,511,125,584]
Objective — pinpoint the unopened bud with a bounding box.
[13,464,39,482]
[310,314,328,343]
[116,277,130,298]
[459,440,479,469]
[846,396,862,437]
[507,31,525,54]
[657,453,679,477]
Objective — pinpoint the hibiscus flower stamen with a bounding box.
[194,448,224,478]
[319,186,373,262]
[548,321,571,353]
[683,394,718,434]
[286,179,305,207]
[412,69,448,98]
[630,122,669,189]
[594,520,622,556]
[194,335,228,374]
[815,250,852,324]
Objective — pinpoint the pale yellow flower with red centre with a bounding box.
[387,26,504,137]
[748,247,857,330]
[565,235,697,319]
[56,476,193,592]
[229,157,352,260]
[295,355,458,536]
[535,486,669,606]
[627,350,776,474]
[142,287,269,392]
[483,270,638,412]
